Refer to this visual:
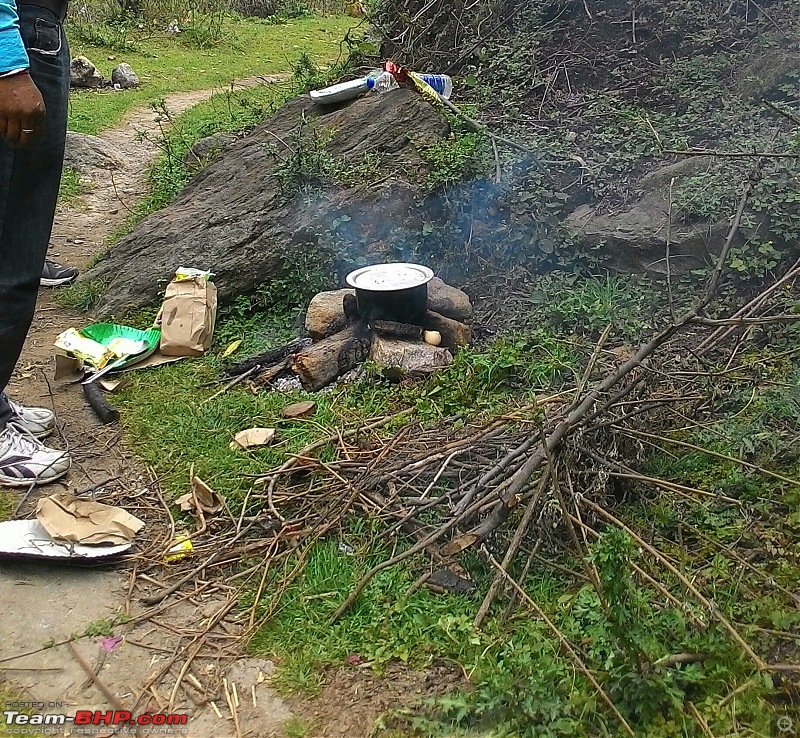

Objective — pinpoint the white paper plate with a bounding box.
[0,520,132,560]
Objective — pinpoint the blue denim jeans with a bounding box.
[0,4,69,429]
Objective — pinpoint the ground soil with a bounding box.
[0,83,437,738]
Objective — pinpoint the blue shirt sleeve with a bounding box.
[0,0,30,74]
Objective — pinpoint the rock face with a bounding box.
[63,131,125,172]
[70,56,104,88]
[184,133,238,171]
[565,157,732,274]
[88,90,450,318]
[111,62,139,89]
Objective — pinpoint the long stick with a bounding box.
[453,171,758,549]
[621,428,800,487]
[663,148,797,158]
[473,471,550,628]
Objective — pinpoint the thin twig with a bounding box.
[663,148,797,158]
[473,470,550,628]
[201,365,259,404]
[762,99,800,127]
[666,176,676,322]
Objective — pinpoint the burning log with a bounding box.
[373,320,424,340]
[223,337,311,377]
[291,325,371,391]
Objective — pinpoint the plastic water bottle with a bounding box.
[419,74,453,99]
[366,70,400,94]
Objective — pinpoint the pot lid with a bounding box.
[346,263,434,292]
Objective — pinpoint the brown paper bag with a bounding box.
[159,275,218,356]
[35,495,145,546]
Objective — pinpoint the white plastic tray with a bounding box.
[0,520,132,561]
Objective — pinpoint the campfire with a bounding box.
[224,263,473,391]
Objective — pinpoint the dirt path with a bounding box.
[1,81,297,738]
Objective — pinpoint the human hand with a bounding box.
[0,73,46,146]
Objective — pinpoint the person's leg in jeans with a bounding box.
[0,4,71,485]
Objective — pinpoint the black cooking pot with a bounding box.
[346,263,434,325]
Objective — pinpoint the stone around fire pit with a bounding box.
[304,279,472,340]
[305,289,355,340]
[370,335,453,380]
[428,278,473,322]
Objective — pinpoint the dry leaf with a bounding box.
[175,474,224,514]
[222,339,242,358]
[281,400,317,419]
[35,495,144,546]
[230,427,276,450]
[99,376,132,393]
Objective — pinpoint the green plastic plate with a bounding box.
[80,323,161,370]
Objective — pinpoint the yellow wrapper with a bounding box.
[164,537,194,563]
[54,328,115,369]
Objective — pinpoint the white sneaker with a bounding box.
[0,425,71,487]
[9,400,56,439]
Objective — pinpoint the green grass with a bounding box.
[283,716,316,738]
[244,525,779,737]
[66,14,357,134]
[56,279,107,311]
[58,167,87,205]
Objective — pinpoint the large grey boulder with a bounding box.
[111,62,139,89]
[64,131,125,172]
[565,157,732,274]
[86,89,451,318]
[70,56,104,88]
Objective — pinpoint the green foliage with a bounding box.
[529,274,658,340]
[416,331,574,418]
[674,170,739,221]
[246,537,482,695]
[728,237,783,279]
[271,118,341,200]
[283,717,315,738]
[214,246,338,353]
[83,618,116,637]
[751,156,800,244]
[178,10,229,48]
[55,279,107,311]
[58,168,87,205]
[68,10,139,51]
[419,131,492,191]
